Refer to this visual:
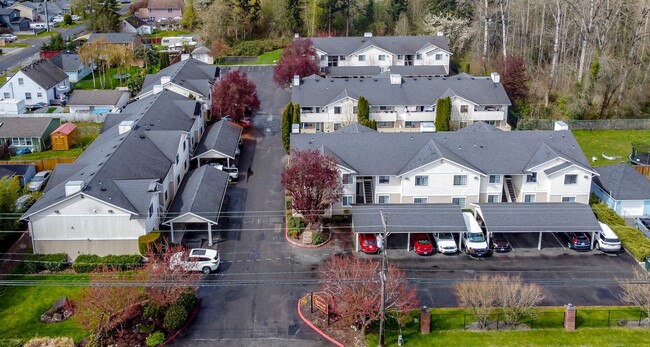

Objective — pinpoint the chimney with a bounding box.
[389,74,402,85]
[294,33,299,38]
[364,32,373,37]
[160,76,171,84]
[65,180,85,197]
[118,120,135,134]
[293,75,300,87]
[554,120,569,131]
[153,85,164,94]
[181,54,190,61]
[437,31,444,37]
[490,72,500,84]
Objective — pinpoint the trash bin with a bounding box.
[645,256,650,271]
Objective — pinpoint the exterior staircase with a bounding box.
[504,176,517,202]
[363,180,373,204]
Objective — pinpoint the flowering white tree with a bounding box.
[422,12,475,54]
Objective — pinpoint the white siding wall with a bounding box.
[619,200,645,217]
[401,160,481,202]
[0,71,69,105]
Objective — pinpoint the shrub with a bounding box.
[142,302,164,320]
[592,203,626,226]
[311,232,327,245]
[230,38,289,56]
[23,253,68,274]
[24,337,74,347]
[72,254,102,273]
[139,232,162,255]
[288,217,305,239]
[164,304,188,330]
[63,14,72,26]
[331,214,351,224]
[73,254,143,273]
[145,331,165,347]
[177,291,197,312]
[612,226,650,261]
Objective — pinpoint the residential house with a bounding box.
[0,59,70,107]
[0,117,61,152]
[8,2,38,22]
[0,8,30,32]
[290,122,597,214]
[50,52,93,83]
[139,0,183,23]
[68,90,130,113]
[191,46,214,65]
[11,1,62,22]
[22,89,211,259]
[592,163,650,217]
[87,33,143,50]
[136,57,218,106]
[292,72,511,132]
[122,15,153,36]
[308,34,452,76]
[0,164,36,187]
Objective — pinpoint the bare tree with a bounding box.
[497,274,545,326]
[619,271,650,319]
[454,274,500,329]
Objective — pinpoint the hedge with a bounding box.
[23,253,69,274]
[591,203,626,226]
[138,232,161,255]
[164,304,188,330]
[287,216,306,239]
[230,38,289,56]
[72,254,143,273]
[612,226,650,261]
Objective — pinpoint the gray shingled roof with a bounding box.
[291,129,593,176]
[165,165,230,224]
[293,74,510,107]
[0,117,58,138]
[476,203,601,233]
[593,163,650,201]
[351,204,466,234]
[0,164,34,177]
[124,15,147,29]
[19,59,68,89]
[335,123,376,134]
[24,90,202,219]
[388,65,447,76]
[327,66,381,77]
[457,121,501,132]
[88,33,137,44]
[309,35,451,56]
[68,90,128,106]
[194,120,242,159]
[139,58,217,98]
[49,52,82,72]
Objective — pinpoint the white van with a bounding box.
[462,212,491,257]
[596,222,621,253]
[30,23,47,30]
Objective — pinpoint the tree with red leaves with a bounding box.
[320,255,418,334]
[273,38,320,88]
[494,55,529,102]
[281,149,342,226]
[144,243,200,308]
[211,70,260,121]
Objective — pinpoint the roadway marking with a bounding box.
[552,233,567,250]
[503,234,515,251]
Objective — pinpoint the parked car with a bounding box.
[0,34,18,42]
[26,102,49,111]
[71,15,81,21]
[222,116,252,129]
[52,16,64,23]
[170,248,220,274]
[490,233,512,253]
[412,233,434,255]
[635,217,650,239]
[463,232,491,257]
[208,163,238,181]
[358,233,378,254]
[28,170,52,191]
[433,233,458,254]
[562,232,592,251]
[596,222,622,253]
[14,194,35,212]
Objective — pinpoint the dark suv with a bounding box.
[562,232,591,251]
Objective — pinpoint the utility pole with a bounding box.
[44,0,50,32]
[379,209,388,347]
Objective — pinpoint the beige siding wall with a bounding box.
[34,240,140,261]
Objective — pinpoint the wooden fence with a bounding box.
[0,157,76,171]
[633,165,650,177]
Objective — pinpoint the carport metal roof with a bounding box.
[351,204,467,234]
[473,203,600,233]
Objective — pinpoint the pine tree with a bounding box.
[293,103,301,125]
[282,102,294,153]
[357,96,369,124]
[435,97,451,131]
[159,52,170,69]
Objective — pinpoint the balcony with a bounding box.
[472,110,506,121]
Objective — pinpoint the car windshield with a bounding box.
[32,176,44,182]
[417,238,430,244]
[603,237,619,243]
[438,233,453,240]
[468,233,485,242]
[576,235,588,241]
[641,219,650,228]
[364,239,376,245]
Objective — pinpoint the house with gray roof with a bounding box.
[21,89,215,259]
[0,164,36,187]
[0,117,60,152]
[0,59,69,108]
[137,57,218,105]
[68,90,129,113]
[0,7,29,31]
[592,163,650,217]
[290,123,596,214]
[292,72,511,133]
[193,120,242,167]
[122,15,153,36]
[50,52,93,83]
[306,33,452,76]
[87,33,143,50]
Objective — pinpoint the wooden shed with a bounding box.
[50,123,78,151]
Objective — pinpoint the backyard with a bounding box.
[220,49,283,65]
[73,66,143,90]
[9,122,101,160]
[572,130,650,166]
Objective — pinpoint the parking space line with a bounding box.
[503,234,514,251]
[552,233,567,250]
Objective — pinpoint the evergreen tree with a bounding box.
[357,96,369,125]
[160,52,170,69]
[435,97,451,131]
[293,103,301,125]
[181,0,198,29]
[286,0,303,34]
[388,0,408,23]
[282,102,294,153]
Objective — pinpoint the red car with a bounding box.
[413,233,434,255]
[358,233,378,254]
[223,116,252,129]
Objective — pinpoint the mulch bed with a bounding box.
[299,297,367,347]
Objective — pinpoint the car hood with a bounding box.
[467,241,488,249]
[437,240,457,248]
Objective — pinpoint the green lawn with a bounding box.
[73,66,143,90]
[572,130,650,166]
[16,31,57,39]
[146,30,194,38]
[220,49,284,65]
[0,75,6,87]
[57,22,82,29]
[3,43,29,48]
[10,122,101,160]
[0,275,90,343]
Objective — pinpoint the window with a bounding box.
[378,176,390,184]
[164,190,168,202]
[148,203,154,218]
[3,93,9,98]
[453,175,467,186]
[415,175,428,186]
[176,174,180,186]
[320,55,326,61]
[378,195,390,204]
[435,53,443,60]
[334,106,342,114]
[562,196,576,203]
[168,8,173,13]
[487,194,500,203]
[526,172,537,183]
[25,92,31,100]
[460,105,468,113]
[397,55,404,60]
[18,78,23,86]
[564,174,578,185]
[36,92,42,98]
[339,55,346,61]
[184,160,187,170]
[488,175,501,184]
[377,121,394,128]
[302,122,314,129]
[342,174,352,185]
[175,154,179,164]
[524,194,536,203]
[452,197,466,207]
[358,55,366,61]
[334,123,342,131]
[25,138,32,146]
[183,141,186,151]
[414,197,428,204]
[342,195,353,207]
[378,54,386,61]
[416,54,422,60]
[405,121,418,128]
[353,106,358,114]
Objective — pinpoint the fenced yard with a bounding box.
[572,129,650,166]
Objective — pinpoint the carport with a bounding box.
[351,204,467,252]
[193,120,242,167]
[163,165,230,246]
[473,203,601,250]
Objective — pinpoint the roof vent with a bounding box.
[160,76,171,84]
[118,120,135,135]
[139,134,146,139]
[65,180,85,197]
[364,32,373,37]
[390,74,401,85]
[490,72,500,84]
[293,75,300,87]
[100,187,107,191]
[554,121,568,131]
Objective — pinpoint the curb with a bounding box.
[161,298,202,346]
[297,294,344,347]
[285,216,332,248]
